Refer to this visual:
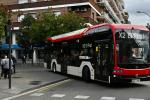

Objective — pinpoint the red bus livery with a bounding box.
[47,23,150,83]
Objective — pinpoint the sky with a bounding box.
[124,0,150,25]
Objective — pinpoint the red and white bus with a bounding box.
[47,23,150,83]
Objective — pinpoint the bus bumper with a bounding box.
[111,75,150,83]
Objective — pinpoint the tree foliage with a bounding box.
[17,14,35,48]
[60,12,86,33]
[0,4,8,38]
[31,12,59,44]
[19,11,87,47]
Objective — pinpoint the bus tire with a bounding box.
[82,67,90,82]
[52,63,56,72]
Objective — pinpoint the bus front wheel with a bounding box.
[82,67,90,82]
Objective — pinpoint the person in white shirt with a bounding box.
[1,55,13,79]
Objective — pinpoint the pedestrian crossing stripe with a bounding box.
[29,93,145,100]
[51,94,66,98]
[129,98,144,100]
[28,93,145,100]
[30,93,44,96]
[74,95,90,99]
[100,96,116,100]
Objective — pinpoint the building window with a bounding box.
[18,0,28,4]
[31,0,37,2]
[18,15,25,22]
[54,12,61,16]
[92,12,95,19]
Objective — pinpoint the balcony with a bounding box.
[84,17,98,25]
[122,11,129,19]
[97,0,121,23]
[101,12,114,23]
[97,12,113,23]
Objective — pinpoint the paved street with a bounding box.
[1,63,150,100]
[0,63,67,100]
[2,78,150,100]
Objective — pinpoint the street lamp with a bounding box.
[7,19,12,89]
[137,11,150,29]
[137,11,150,18]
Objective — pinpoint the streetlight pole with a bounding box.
[7,19,12,89]
[137,11,150,29]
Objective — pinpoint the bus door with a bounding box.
[60,47,68,74]
[95,41,111,79]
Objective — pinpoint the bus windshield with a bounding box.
[115,29,150,65]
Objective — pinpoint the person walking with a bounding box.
[22,55,26,64]
[1,55,13,79]
[11,55,17,73]
[0,55,4,79]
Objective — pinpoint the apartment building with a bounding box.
[1,0,129,27]
[0,0,129,60]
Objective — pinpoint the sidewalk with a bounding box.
[0,63,67,99]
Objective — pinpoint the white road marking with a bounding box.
[100,96,116,100]
[51,94,66,98]
[129,98,144,100]
[30,93,44,96]
[1,79,71,100]
[74,95,90,99]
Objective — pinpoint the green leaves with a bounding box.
[19,12,87,47]
[0,4,8,38]
[60,12,86,33]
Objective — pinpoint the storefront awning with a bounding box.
[0,44,20,49]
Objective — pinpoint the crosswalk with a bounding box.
[74,95,90,99]
[30,93,145,100]
[100,96,116,100]
[129,98,144,100]
[51,94,66,98]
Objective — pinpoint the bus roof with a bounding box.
[47,28,88,42]
[48,23,149,43]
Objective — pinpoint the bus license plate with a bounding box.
[132,79,140,82]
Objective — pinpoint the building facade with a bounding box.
[0,0,129,61]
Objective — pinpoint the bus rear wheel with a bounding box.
[82,67,90,82]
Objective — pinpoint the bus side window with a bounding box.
[80,49,88,56]
[89,48,94,56]
[70,49,80,65]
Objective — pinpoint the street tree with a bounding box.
[59,12,86,33]
[18,13,36,48]
[17,14,36,61]
[18,11,87,62]
[19,12,86,47]
[30,12,58,45]
[30,12,87,45]
[0,4,9,38]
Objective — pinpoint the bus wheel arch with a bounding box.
[82,66,91,82]
[80,62,94,80]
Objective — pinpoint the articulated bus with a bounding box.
[47,23,150,83]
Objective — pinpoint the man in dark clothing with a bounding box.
[22,55,26,64]
[11,55,17,73]
[0,55,4,78]
[1,65,4,78]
